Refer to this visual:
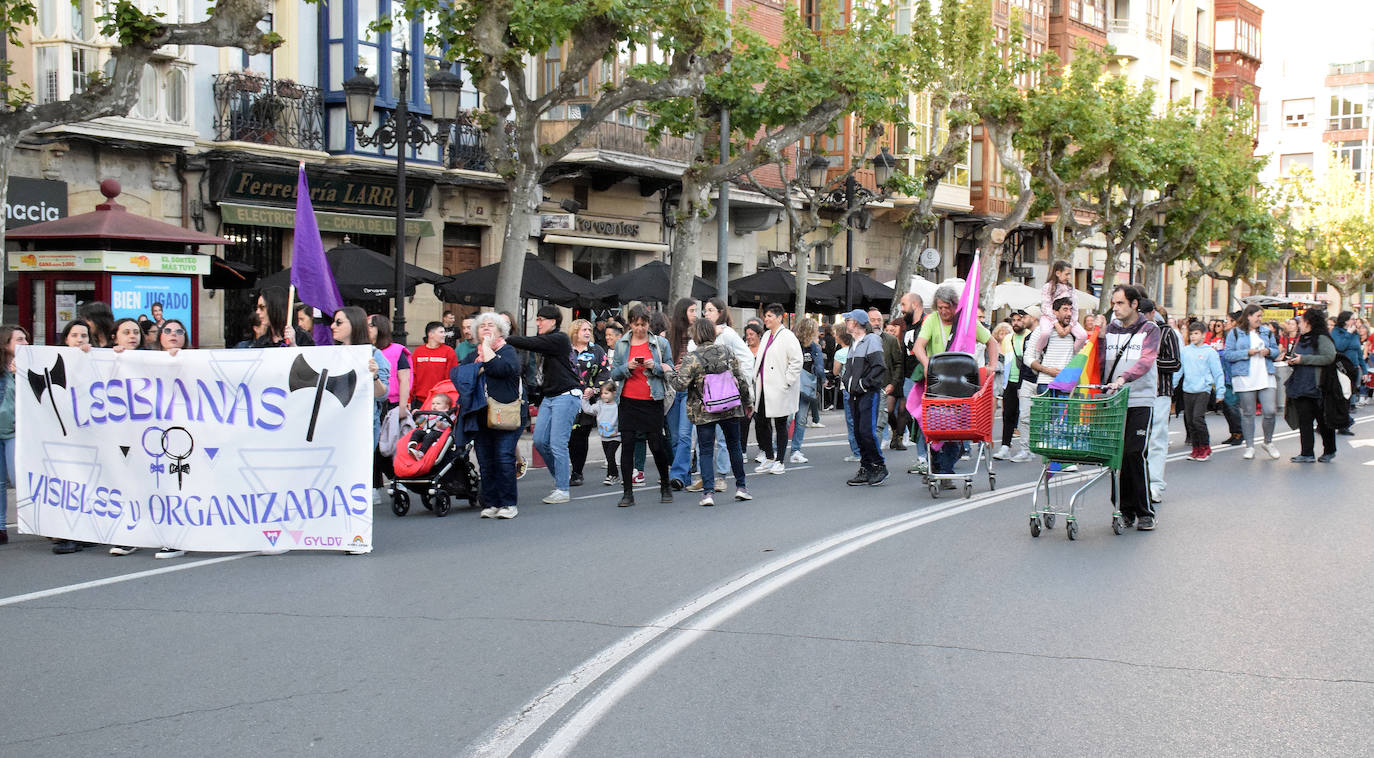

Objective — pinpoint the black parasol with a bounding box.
[435,253,597,308]
[257,242,447,299]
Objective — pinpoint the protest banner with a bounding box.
[14,345,375,553]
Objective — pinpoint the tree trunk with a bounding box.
[1139,247,1161,303]
[495,170,541,316]
[973,227,1001,313]
[794,241,810,318]
[891,211,936,319]
[1264,253,1292,296]
[0,137,13,315]
[669,169,713,306]
[1099,237,1122,315]
[1183,268,1202,319]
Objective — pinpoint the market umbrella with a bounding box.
[589,260,716,305]
[727,268,798,309]
[992,281,1040,310]
[257,241,446,299]
[808,272,894,312]
[435,253,597,308]
[1073,288,1099,311]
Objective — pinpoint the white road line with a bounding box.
[474,417,1374,757]
[0,553,255,608]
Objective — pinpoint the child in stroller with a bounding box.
[389,379,481,517]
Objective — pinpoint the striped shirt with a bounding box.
[1023,326,1078,387]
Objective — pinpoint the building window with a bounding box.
[1335,140,1368,184]
[1328,85,1368,131]
[1279,153,1314,174]
[1282,98,1313,129]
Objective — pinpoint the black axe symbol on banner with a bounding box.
[288,355,357,442]
[27,354,68,436]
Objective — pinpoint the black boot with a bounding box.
[847,467,870,486]
[659,482,673,503]
[617,485,635,507]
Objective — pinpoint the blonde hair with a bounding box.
[992,323,1011,342]
[794,317,817,346]
[567,318,593,341]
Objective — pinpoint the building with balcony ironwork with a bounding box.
[1106,0,1216,113]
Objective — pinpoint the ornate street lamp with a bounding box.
[342,51,462,342]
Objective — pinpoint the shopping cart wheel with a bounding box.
[1044,513,1056,530]
[433,492,451,518]
[1066,520,1079,541]
[988,473,996,491]
[1111,515,1124,535]
[391,490,410,517]
[1029,516,1042,538]
[962,481,973,499]
[928,482,940,499]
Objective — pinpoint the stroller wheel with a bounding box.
[433,492,451,517]
[420,493,434,511]
[391,490,410,517]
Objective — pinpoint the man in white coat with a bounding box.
[754,302,803,474]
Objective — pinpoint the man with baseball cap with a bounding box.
[841,309,890,485]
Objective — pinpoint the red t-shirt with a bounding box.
[411,343,459,403]
[622,342,654,400]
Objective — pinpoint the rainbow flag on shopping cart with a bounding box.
[1047,327,1100,393]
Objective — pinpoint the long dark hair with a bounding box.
[1336,310,1354,330]
[112,318,143,349]
[77,301,114,347]
[59,319,90,346]
[707,296,733,328]
[0,324,28,370]
[256,285,290,342]
[668,298,695,364]
[159,319,188,350]
[1239,304,1263,330]
[1302,309,1330,339]
[334,306,370,346]
[369,313,394,349]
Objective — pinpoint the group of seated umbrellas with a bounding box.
[262,242,898,312]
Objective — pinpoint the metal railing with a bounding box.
[1194,42,1213,71]
[537,118,695,164]
[1170,30,1189,62]
[212,73,324,151]
[1108,19,1133,34]
[446,118,489,171]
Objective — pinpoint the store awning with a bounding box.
[219,202,436,238]
[542,233,668,253]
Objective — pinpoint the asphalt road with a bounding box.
[3,406,1374,757]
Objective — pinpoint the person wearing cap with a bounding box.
[994,309,1030,461]
[505,305,581,505]
[841,309,889,485]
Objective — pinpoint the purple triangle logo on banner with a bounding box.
[204,447,219,460]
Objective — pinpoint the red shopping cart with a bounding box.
[920,352,996,499]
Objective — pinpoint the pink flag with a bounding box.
[948,251,982,354]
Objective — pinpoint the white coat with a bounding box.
[755,326,803,418]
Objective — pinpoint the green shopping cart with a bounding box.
[1026,385,1130,540]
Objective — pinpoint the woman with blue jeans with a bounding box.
[833,330,862,461]
[789,318,825,464]
[1223,305,1281,460]
[505,304,582,504]
[0,324,27,546]
[465,312,525,519]
[665,298,699,489]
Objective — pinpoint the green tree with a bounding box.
[1292,156,1374,310]
[1262,167,1319,296]
[647,3,910,305]
[414,0,731,314]
[0,0,280,306]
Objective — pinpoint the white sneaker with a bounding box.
[480,507,498,518]
[789,450,808,464]
[843,455,861,463]
[1261,442,1280,460]
[496,506,518,519]
[754,460,775,474]
[715,477,727,492]
[1242,446,1255,460]
[542,489,570,504]
[1010,450,1034,463]
[154,548,184,559]
[993,445,1012,460]
[734,487,753,501]
[754,451,767,464]
[699,494,714,507]
[805,421,825,428]
[768,460,786,475]
[109,546,139,556]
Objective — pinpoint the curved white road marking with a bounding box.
[472,419,1368,757]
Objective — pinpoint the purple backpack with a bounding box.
[701,369,741,413]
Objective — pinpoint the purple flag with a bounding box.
[949,251,981,354]
[290,162,343,346]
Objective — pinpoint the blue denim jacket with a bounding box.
[609,334,673,401]
[1222,326,1279,378]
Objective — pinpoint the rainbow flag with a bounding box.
[1047,327,1100,393]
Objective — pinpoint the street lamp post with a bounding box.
[809,148,895,312]
[343,51,463,344]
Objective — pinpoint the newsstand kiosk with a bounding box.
[7,180,230,346]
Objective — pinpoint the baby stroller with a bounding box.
[389,379,481,517]
[920,352,997,499]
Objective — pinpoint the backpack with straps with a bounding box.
[1155,323,1182,387]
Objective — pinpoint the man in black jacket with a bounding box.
[842,309,890,486]
[505,305,580,504]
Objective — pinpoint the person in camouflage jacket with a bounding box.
[670,318,756,504]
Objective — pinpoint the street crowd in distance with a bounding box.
[2,263,1368,554]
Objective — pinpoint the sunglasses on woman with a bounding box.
[162,327,185,336]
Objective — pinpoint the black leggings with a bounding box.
[753,391,790,460]
[619,398,670,490]
[569,419,595,478]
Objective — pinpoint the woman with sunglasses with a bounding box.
[158,319,189,355]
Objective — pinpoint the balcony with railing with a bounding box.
[212,73,324,151]
[1170,30,1189,63]
[446,117,489,172]
[1194,42,1213,71]
[538,118,695,166]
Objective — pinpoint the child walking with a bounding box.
[1032,260,1089,352]
[1176,322,1225,461]
[582,380,623,485]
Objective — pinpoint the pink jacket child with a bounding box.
[1032,260,1089,351]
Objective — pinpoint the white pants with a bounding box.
[1146,394,1171,500]
[1015,382,1036,454]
